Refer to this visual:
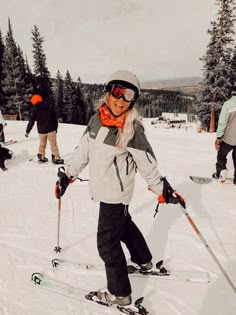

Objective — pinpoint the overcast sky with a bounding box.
[0,0,219,83]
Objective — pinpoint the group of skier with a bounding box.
[54,70,235,306]
[0,70,235,306]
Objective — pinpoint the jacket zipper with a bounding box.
[114,157,124,191]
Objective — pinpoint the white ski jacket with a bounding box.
[66,113,163,205]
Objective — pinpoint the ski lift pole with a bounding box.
[54,198,62,253]
[179,203,236,295]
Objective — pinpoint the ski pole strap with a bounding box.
[76,177,89,182]
[153,177,186,213]
[153,202,160,218]
[162,177,186,209]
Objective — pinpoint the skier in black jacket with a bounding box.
[25,94,64,164]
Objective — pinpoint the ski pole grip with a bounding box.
[58,166,65,177]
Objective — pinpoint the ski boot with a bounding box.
[219,169,228,183]
[0,161,7,171]
[95,288,132,306]
[212,172,220,179]
[37,154,48,163]
[127,258,153,273]
[51,155,64,165]
[212,169,228,183]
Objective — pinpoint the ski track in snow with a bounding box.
[0,120,236,315]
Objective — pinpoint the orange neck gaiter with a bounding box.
[99,105,126,129]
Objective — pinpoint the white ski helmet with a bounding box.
[104,70,140,108]
[106,69,140,90]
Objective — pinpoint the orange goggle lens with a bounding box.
[111,85,136,102]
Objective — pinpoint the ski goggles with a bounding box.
[109,84,137,102]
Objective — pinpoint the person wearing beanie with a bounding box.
[212,90,236,184]
[54,70,185,306]
[25,94,64,164]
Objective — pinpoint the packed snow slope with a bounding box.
[0,120,236,315]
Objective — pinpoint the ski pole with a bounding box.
[54,198,62,253]
[179,203,236,295]
[163,178,236,295]
[54,166,66,252]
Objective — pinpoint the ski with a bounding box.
[190,176,234,184]
[2,140,17,146]
[31,272,149,315]
[52,258,211,283]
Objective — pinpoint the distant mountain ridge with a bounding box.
[141,76,202,94]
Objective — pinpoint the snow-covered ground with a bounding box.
[0,120,236,315]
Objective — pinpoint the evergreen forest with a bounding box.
[1,0,235,130]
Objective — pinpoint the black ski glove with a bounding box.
[158,177,186,208]
[55,167,73,199]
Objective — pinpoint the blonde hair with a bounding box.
[97,94,142,149]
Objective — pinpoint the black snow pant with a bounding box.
[216,141,236,178]
[0,124,5,143]
[0,145,11,169]
[97,202,152,297]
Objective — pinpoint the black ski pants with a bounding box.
[97,202,152,297]
[0,124,5,143]
[216,141,236,177]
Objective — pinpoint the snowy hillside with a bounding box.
[0,120,236,315]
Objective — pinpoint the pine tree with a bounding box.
[2,19,31,119]
[0,29,5,109]
[53,70,64,120]
[31,25,54,104]
[195,0,235,131]
[85,97,95,123]
[82,83,103,122]
[230,43,236,89]
[75,77,86,125]
[25,55,34,95]
[16,46,33,119]
[62,70,77,123]
[195,22,219,130]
